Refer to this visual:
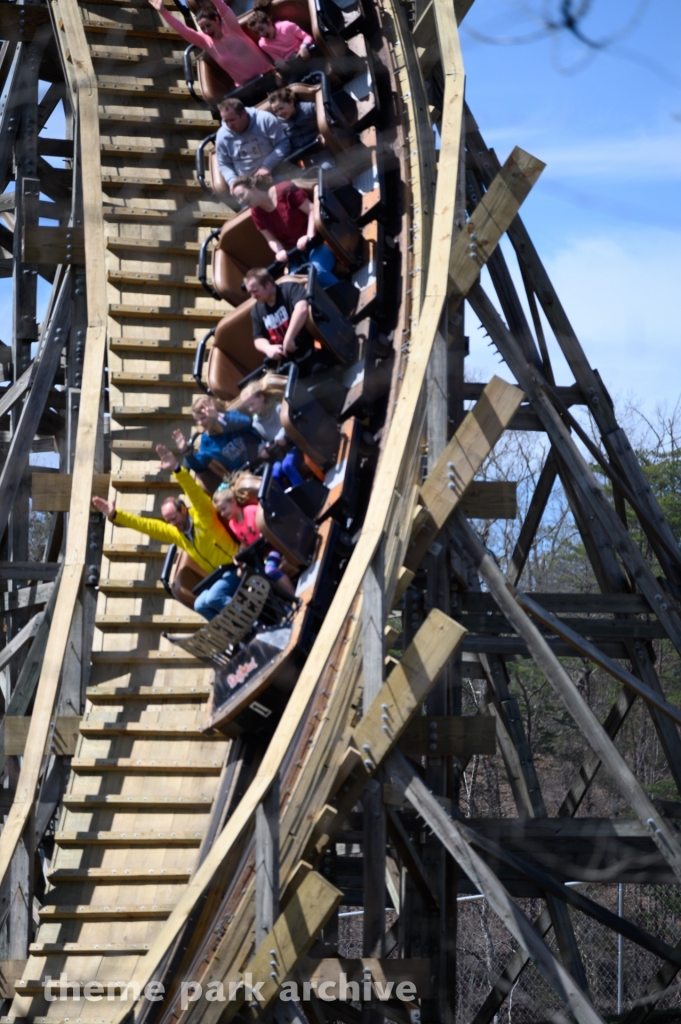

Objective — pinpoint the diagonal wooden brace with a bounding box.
[398,376,524,591]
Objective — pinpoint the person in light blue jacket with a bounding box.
[216,97,291,193]
[172,395,261,494]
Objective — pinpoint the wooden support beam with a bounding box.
[0,363,35,421]
[467,283,681,658]
[223,871,343,1023]
[362,544,387,983]
[460,481,516,519]
[353,610,467,774]
[302,958,432,996]
[463,823,681,968]
[1,716,81,756]
[385,751,604,1024]
[452,511,681,886]
[403,377,524,576]
[0,562,60,581]
[508,450,557,584]
[255,777,280,948]
[398,715,495,757]
[23,225,85,266]
[0,611,43,674]
[0,268,71,542]
[31,471,110,511]
[448,147,544,303]
[0,5,51,44]
[515,592,681,729]
[386,806,439,914]
[0,959,27,1000]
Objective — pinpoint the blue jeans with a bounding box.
[193,569,239,621]
[289,243,338,289]
[272,447,305,488]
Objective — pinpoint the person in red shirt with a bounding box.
[231,174,338,288]
[212,485,295,594]
[147,0,271,88]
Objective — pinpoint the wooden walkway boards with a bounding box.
[9,2,238,1016]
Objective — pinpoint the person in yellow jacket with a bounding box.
[92,444,240,620]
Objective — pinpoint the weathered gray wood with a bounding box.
[461,592,651,614]
[362,543,386,998]
[7,835,31,960]
[0,562,60,582]
[386,751,605,1024]
[476,648,587,989]
[0,267,71,542]
[452,511,681,885]
[2,568,62,716]
[466,282,681,657]
[464,824,681,967]
[385,806,439,914]
[0,610,43,674]
[0,364,35,421]
[255,776,280,948]
[516,593,681,729]
[508,450,557,585]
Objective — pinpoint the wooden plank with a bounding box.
[225,871,343,1022]
[0,5,50,43]
[303,958,432,997]
[398,715,496,757]
[448,147,545,302]
[514,593,681,729]
[2,716,81,756]
[22,225,85,264]
[0,0,109,903]
[508,451,557,584]
[460,481,516,519]
[31,472,110,511]
[403,377,524,574]
[353,610,467,769]
[453,512,681,886]
[468,283,681,658]
[386,752,604,1024]
[0,959,27,1000]
[0,611,43,674]
[0,565,59,581]
[0,269,71,540]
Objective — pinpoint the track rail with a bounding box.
[3,0,542,1020]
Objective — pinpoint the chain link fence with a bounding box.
[457,884,681,1023]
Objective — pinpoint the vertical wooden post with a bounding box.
[255,776,280,948]
[362,545,386,1024]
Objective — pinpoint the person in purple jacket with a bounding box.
[172,395,261,494]
[147,0,272,88]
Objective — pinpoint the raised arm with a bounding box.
[151,1,211,48]
[211,0,244,33]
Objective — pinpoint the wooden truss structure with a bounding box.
[0,0,681,1023]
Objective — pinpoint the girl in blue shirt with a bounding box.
[172,395,261,494]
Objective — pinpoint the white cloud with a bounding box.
[467,227,681,418]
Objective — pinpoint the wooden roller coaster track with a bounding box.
[2,2,681,1024]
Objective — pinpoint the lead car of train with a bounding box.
[160,0,411,736]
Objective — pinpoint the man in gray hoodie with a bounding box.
[216,97,291,192]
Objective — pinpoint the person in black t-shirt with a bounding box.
[245,267,334,376]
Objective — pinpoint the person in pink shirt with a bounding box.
[212,485,295,594]
[147,0,272,88]
[246,9,313,63]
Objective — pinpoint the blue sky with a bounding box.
[461,0,681,423]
